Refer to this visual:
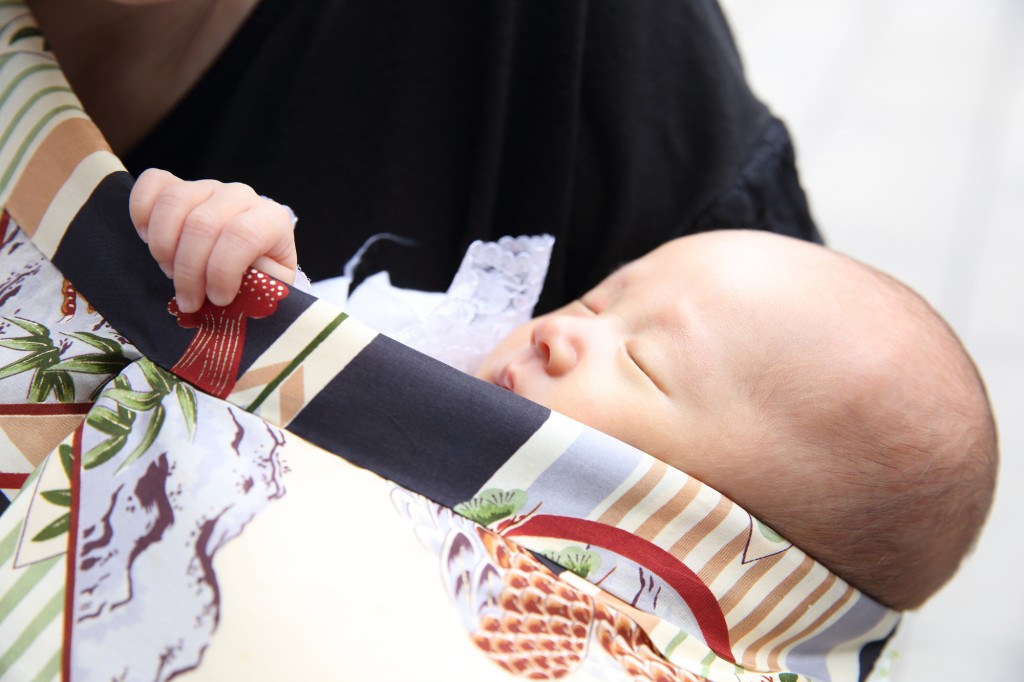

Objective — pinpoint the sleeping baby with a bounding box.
[128,169,997,612]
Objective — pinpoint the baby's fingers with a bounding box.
[171,183,262,313]
[205,200,297,307]
[129,168,185,245]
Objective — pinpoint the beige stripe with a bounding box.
[667,493,732,558]
[717,550,787,617]
[230,360,290,393]
[764,584,855,671]
[6,116,111,236]
[278,366,305,425]
[247,315,376,427]
[731,555,817,646]
[696,529,748,586]
[595,459,667,527]
[633,474,702,541]
[32,149,123,258]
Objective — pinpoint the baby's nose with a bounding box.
[531,317,580,376]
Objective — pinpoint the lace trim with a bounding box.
[396,235,554,374]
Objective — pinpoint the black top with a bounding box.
[125,0,819,313]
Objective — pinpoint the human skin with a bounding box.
[129,169,297,313]
[474,230,919,522]
[26,0,259,155]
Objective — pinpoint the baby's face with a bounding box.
[476,230,880,504]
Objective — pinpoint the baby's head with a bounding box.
[476,229,997,610]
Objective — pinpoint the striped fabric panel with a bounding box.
[228,302,375,427]
[0,7,122,258]
[474,426,899,680]
[589,456,894,675]
[0,480,65,682]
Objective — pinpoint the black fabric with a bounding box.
[858,625,897,681]
[291,334,551,507]
[125,0,820,314]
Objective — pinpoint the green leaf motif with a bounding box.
[116,403,165,473]
[27,363,72,402]
[0,337,51,351]
[541,546,602,579]
[32,512,70,542]
[176,382,197,440]
[0,347,59,380]
[52,354,130,375]
[101,387,163,411]
[47,370,75,402]
[454,488,528,526]
[59,443,74,479]
[3,316,48,337]
[757,520,786,543]
[87,405,133,436]
[40,489,72,507]
[139,358,173,395]
[82,432,128,470]
[64,331,122,355]
[779,673,798,682]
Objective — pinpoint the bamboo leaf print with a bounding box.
[40,489,72,507]
[176,382,197,440]
[3,316,47,337]
[0,346,59,380]
[87,405,133,436]
[52,353,130,375]
[64,331,122,355]
[115,403,165,473]
[0,337,50,351]
[32,512,70,542]
[101,387,163,411]
[50,369,75,402]
[27,363,67,402]
[138,357,173,395]
[82,432,128,470]
[59,443,73,479]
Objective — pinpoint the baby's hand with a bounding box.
[129,169,297,313]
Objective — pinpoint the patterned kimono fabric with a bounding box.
[0,5,898,682]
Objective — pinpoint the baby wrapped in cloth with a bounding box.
[307,228,996,677]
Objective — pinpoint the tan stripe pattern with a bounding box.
[730,556,819,646]
[579,450,887,675]
[765,585,855,671]
[667,493,733,559]
[0,18,119,239]
[7,116,112,237]
[595,458,667,526]
[695,529,748,586]
[227,300,375,427]
[717,550,788,617]
[632,473,702,541]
